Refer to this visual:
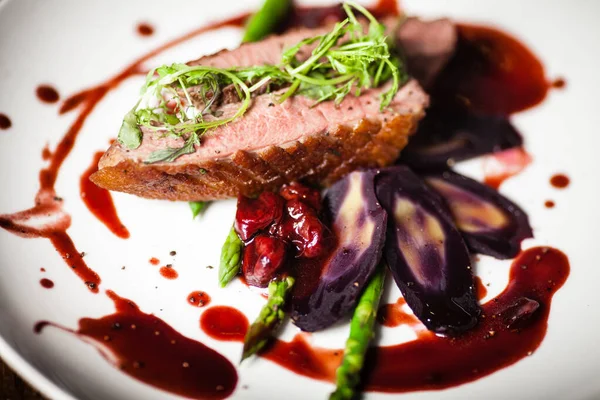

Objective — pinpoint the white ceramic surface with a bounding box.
[0,0,599,399]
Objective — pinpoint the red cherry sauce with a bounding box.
[188,291,211,308]
[35,291,238,398]
[80,151,130,239]
[261,247,569,392]
[40,278,54,289]
[200,306,248,342]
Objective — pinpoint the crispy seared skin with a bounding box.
[91,111,423,201]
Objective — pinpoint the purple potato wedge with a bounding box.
[376,166,480,335]
[400,107,523,170]
[424,170,533,259]
[290,170,387,332]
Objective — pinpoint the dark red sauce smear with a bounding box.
[36,291,237,399]
[0,113,11,130]
[435,24,549,115]
[200,306,248,342]
[0,11,248,292]
[137,23,155,37]
[188,291,211,307]
[474,275,488,300]
[550,174,570,189]
[41,145,52,161]
[545,200,555,209]
[262,247,569,392]
[80,151,130,239]
[40,267,46,272]
[40,278,54,289]
[159,266,178,280]
[377,298,420,328]
[36,85,60,104]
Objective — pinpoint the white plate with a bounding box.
[0,0,599,399]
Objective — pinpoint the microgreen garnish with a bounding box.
[117,1,407,163]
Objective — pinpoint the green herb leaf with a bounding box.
[189,201,209,219]
[125,1,407,161]
[118,106,143,149]
[145,132,199,164]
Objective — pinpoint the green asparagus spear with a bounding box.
[242,276,294,361]
[218,226,244,287]
[329,265,386,400]
[189,201,208,219]
[242,0,292,43]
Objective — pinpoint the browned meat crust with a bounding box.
[90,112,422,201]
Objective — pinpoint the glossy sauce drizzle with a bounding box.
[263,247,569,392]
[80,151,130,239]
[36,291,237,399]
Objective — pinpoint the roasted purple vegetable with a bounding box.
[376,166,480,335]
[424,170,533,259]
[290,170,387,332]
[400,107,523,169]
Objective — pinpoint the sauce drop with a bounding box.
[545,200,555,209]
[137,23,155,36]
[36,85,60,104]
[35,291,237,399]
[188,291,211,308]
[80,151,130,239]
[0,113,11,130]
[40,278,54,289]
[149,257,160,266]
[262,247,569,393]
[200,306,248,341]
[159,266,178,280]
[551,78,566,89]
[550,174,570,189]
